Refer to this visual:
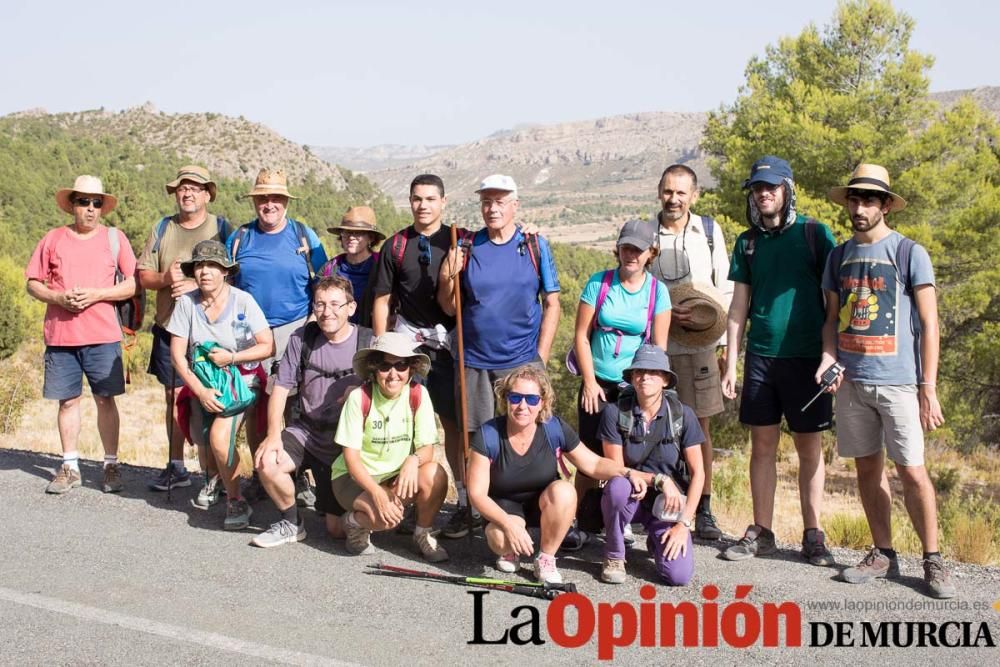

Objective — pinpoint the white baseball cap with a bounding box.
[475,174,518,195]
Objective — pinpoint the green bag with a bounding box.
[191,342,257,418]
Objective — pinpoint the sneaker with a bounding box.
[801,529,835,566]
[841,546,900,584]
[223,499,253,531]
[295,470,316,508]
[148,463,192,491]
[345,522,375,555]
[496,553,519,574]
[102,464,123,494]
[695,511,723,540]
[395,505,417,535]
[441,507,483,539]
[922,554,956,599]
[251,519,306,548]
[533,553,563,585]
[45,464,82,495]
[560,525,590,552]
[193,475,224,509]
[623,523,636,547]
[241,474,267,504]
[601,558,627,584]
[723,524,777,561]
[414,530,449,563]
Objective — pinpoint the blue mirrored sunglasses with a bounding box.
[507,392,541,407]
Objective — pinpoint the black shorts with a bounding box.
[147,324,184,388]
[420,346,456,422]
[281,431,346,517]
[739,352,832,433]
[494,494,543,528]
[577,379,624,454]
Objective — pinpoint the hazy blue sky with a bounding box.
[3,0,995,147]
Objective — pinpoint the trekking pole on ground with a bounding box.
[450,226,472,513]
[366,564,577,600]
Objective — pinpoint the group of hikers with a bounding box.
[24,155,955,598]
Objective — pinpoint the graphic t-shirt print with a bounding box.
[837,256,898,356]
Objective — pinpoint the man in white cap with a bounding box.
[819,164,954,599]
[138,165,232,501]
[25,175,137,495]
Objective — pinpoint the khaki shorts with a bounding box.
[835,381,924,466]
[669,349,724,418]
[331,472,400,511]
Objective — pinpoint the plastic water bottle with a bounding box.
[652,493,687,523]
[232,313,258,371]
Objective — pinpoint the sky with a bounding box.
[2,0,996,148]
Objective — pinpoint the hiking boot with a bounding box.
[723,524,777,561]
[223,499,253,531]
[923,554,956,599]
[46,464,82,495]
[841,546,900,584]
[395,505,417,535]
[441,507,483,539]
[623,523,636,546]
[241,474,267,504]
[560,524,590,552]
[414,530,449,563]
[601,558,627,584]
[496,553,519,574]
[345,522,375,555]
[294,470,316,508]
[801,529,835,566]
[251,519,306,548]
[533,553,563,585]
[102,464,123,494]
[148,463,192,491]
[193,475,224,509]
[695,511,723,540]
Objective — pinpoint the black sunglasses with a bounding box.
[417,235,432,265]
[376,360,412,373]
[74,198,104,209]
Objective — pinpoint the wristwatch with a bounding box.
[679,517,693,530]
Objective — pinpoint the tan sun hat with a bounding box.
[327,205,386,243]
[352,332,431,378]
[668,282,728,348]
[828,163,907,212]
[55,175,118,215]
[246,168,297,199]
[166,165,217,202]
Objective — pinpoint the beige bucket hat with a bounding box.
[327,205,386,243]
[246,168,298,199]
[55,175,118,215]
[352,332,431,378]
[668,282,728,348]
[166,165,217,202]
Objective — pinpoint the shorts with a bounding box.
[494,494,544,528]
[739,352,831,433]
[331,471,400,511]
[43,343,126,400]
[281,431,346,516]
[670,349,724,418]
[577,378,624,453]
[147,324,184,387]
[835,381,924,466]
[457,359,545,432]
[420,347,456,422]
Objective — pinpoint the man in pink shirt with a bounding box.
[25,175,137,495]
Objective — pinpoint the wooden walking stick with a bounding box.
[450,226,471,485]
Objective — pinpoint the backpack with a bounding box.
[827,235,919,335]
[479,417,572,480]
[387,226,544,277]
[743,218,824,281]
[291,323,373,431]
[320,253,380,328]
[190,341,257,419]
[615,385,690,490]
[108,227,144,380]
[358,380,423,436]
[231,218,316,281]
[150,214,230,255]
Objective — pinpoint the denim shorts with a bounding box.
[146,324,184,387]
[43,343,126,400]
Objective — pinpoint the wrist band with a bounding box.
[919,381,936,387]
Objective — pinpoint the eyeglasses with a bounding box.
[653,223,690,282]
[376,360,412,373]
[507,392,541,407]
[74,198,104,208]
[176,185,207,195]
[312,301,350,311]
[481,197,514,210]
[417,235,432,266]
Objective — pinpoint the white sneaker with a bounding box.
[533,553,562,585]
[496,553,518,573]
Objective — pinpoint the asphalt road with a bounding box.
[1,448,998,665]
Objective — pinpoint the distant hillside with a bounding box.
[313,143,453,173]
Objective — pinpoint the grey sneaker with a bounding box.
[413,530,449,563]
[102,464,123,494]
[560,525,590,552]
[294,470,316,508]
[441,507,483,539]
[193,475,224,509]
[46,464,82,495]
[223,499,253,531]
[841,546,900,584]
[251,519,306,548]
[345,522,375,555]
[695,511,723,540]
[923,554,956,599]
[802,528,835,566]
[601,558,627,584]
[723,524,777,561]
[149,463,191,491]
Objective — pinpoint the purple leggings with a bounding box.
[601,475,694,586]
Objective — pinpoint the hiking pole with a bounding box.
[365,564,577,600]
[450,226,472,527]
[166,365,176,503]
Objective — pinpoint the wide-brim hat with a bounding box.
[622,344,678,389]
[327,205,386,243]
[180,239,239,277]
[166,165,217,202]
[828,163,907,212]
[668,281,728,348]
[352,332,431,378]
[55,175,118,215]
[246,168,298,199]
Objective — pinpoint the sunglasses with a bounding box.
[507,392,541,407]
[417,235,432,266]
[74,198,104,208]
[376,360,412,373]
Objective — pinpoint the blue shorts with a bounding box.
[738,352,832,433]
[43,343,126,400]
[147,324,183,387]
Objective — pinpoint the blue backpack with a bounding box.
[480,417,572,479]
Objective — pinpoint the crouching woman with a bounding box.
[331,332,449,562]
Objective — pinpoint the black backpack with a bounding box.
[615,385,690,491]
[292,323,373,431]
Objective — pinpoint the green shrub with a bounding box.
[0,257,30,360]
[825,512,872,550]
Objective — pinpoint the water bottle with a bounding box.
[232,313,259,371]
[652,493,687,523]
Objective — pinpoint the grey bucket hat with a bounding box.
[180,239,239,277]
[622,344,678,389]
